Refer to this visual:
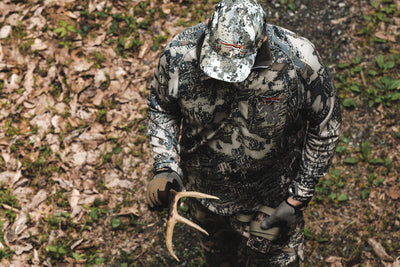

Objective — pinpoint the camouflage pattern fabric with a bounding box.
[147,22,341,215]
[188,199,304,266]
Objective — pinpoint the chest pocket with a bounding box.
[248,92,288,139]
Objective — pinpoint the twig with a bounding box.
[2,204,20,213]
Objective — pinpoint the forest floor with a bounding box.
[0,0,400,266]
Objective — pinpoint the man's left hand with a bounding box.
[260,198,303,230]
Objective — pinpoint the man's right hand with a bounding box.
[146,171,182,209]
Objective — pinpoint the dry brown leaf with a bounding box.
[325,256,343,266]
[30,113,52,138]
[94,68,108,87]
[331,17,348,25]
[53,178,74,191]
[0,171,14,184]
[368,238,394,262]
[51,115,64,133]
[4,229,16,246]
[393,257,400,267]
[161,3,172,14]
[72,151,88,166]
[0,137,10,146]
[138,43,150,59]
[68,188,82,219]
[23,100,36,109]
[31,38,48,51]
[86,32,106,46]
[388,187,400,200]
[77,194,98,206]
[11,212,27,236]
[86,150,101,165]
[375,31,397,42]
[10,166,22,188]
[26,189,48,212]
[32,249,40,265]
[0,25,12,39]
[4,73,20,92]
[27,6,46,30]
[69,188,80,207]
[12,243,33,255]
[118,206,140,216]
[70,239,84,250]
[92,89,105,106]
[0,42,4,61]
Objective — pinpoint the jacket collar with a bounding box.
[253,40,272,69]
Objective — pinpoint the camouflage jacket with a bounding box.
[148,23,341,215]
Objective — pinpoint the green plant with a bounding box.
[152,34,169,51]
[0,183,21,223]
[359,0,398,44]
[0,220,14,261]
[96,109,107,123]
[111,218,121,229]
[54,20,77,49]
[93,51,106,68]
[361,140,371,161]
[279,0,297,10]
[50,81,62,98]
[336,52,400,107]
[21,144,60,180]
[46,243,69,262]
[54,20,76,38]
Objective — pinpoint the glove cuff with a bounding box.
[288,183,312,206]
[284,199,306,213]
[154,167,173,175]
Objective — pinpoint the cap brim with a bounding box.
[199,34,256,83]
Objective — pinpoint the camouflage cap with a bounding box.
[200,0,267,83]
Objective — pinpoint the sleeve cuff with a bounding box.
[289,182,314,205]
[153,162,183,177]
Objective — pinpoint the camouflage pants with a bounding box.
[188,200,304,267]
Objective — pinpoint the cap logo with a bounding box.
[218,40,244,56]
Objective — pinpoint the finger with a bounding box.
[145,186,157,208]
[145,191,152,207]
[147,182,162,207]
[261,215,279,230]
[260,217,272,230]
[150,191,161,207]
[149,193,157,207]
[147,193,157,209]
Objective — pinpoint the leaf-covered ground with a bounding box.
[0,0,399,266]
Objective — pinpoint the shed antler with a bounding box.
[166,190,219,262]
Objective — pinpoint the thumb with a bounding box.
[260,214,278,230]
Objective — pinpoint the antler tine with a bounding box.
[166,190,219,262]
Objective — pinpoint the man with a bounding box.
[146,0,341,265]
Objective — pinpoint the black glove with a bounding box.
[260,200,302,230]
[146,171,182,210]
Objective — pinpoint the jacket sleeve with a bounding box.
[147,49,183,176]
[291,46,342,203]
